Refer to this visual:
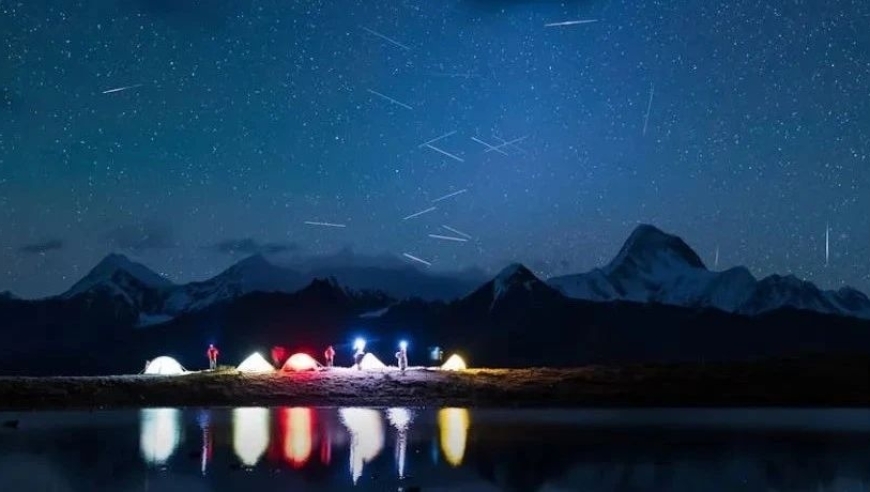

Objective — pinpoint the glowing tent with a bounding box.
[237,352,274,373]
[144,356,186,375]
[359,352,387,370]
[282,353,320,372]
[441,354,467,371]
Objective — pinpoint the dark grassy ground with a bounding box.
[0,355,867,410]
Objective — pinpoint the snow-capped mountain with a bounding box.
[548,224,870,319]
[164,254,306,313]
[461,263,561,312]
[62,253,173,300]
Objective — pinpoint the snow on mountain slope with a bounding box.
[165,254,306,313]
[63,253,173,300]
[548,224,870,319]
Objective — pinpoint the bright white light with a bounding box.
[438,408,470,467]
[354,338,366,351]
[236,352,274,373]
[144,356,185,375]
[339,408,384,485]
[387,408,413,431]
[232,408,270,467]
[399,340,408,350]
[140,408,182,465]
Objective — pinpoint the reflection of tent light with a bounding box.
[283,407,314,468]
[283,353,319,371]
[140,408,182,465]
[232,408,270,467]
[340,408,384,485]
[441,354,467,371]
[438,408,470,467]
[237,352,274,373]
[387,408,413,479]
[359,353,386,370]
[386,408,413,431]
[144,356,186,375]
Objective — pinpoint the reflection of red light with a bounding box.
[320,430,331,465]
[283,353,319,371]
[281,407,314,468]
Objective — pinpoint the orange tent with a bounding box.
[282,353,320,371]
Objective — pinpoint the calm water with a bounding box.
[0,408,869,491]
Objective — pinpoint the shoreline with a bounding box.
[1,356,868,410]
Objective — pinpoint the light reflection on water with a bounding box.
[438,407,470,468]
[339,407,386,484]
[139,408,182,466]
[1,408,869,491]
[232,407,269,467]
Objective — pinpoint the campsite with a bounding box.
[0,354,867,411]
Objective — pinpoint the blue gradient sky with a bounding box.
[1,0,868,297]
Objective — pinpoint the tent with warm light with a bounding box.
[144,356,186,375]
[237,352,274,373]
[441,354,467,371]
[282,353,321,371]
[359,352,387,370]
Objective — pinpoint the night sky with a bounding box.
[1,0,869,298]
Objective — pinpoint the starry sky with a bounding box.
[1,0,869,298]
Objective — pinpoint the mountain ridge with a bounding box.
[548,224,870,320]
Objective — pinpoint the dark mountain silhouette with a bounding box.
[1,225,870,375]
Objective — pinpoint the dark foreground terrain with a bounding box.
[0,355,867,410]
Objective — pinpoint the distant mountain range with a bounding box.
[548,225,870,320]
[1,224,869,375]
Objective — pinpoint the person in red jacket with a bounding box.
[324,345,336,368]
[207,344,219,370]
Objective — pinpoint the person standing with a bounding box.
[207,344,219,370]
[353,338,366,370]
[324,345,336,368]
[395,341,408,372]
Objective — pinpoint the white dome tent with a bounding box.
[236,352,274,373]
[359,353,387,370]
[144,356,186,375]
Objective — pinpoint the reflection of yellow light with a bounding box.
[441,354,467,371]
[339,408,384,484]
[232,407,270,467]
[438,408,469,467]
[140,408,181,465]
[387,408,413,478]
[284,407,313,468]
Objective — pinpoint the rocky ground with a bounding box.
[0,355,867,410]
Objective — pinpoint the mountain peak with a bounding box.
[495,263,536,282]
[63,253,173,298]
[493,263,546,303]
[606,224,706,275]
[229,253,273,272]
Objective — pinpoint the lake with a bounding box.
[0,408,868,491]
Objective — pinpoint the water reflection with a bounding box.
[281,407,314,468]
[139,408,181,466]
[438,408,470,467]
[387,408,414,479]
[232,407,270,467]
[104,408,870,490]
[198,410,213,475]
[339,407,384,485]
